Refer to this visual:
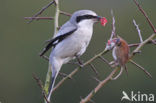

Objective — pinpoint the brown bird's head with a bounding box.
[105,38,121,51]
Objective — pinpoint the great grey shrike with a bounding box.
[39,10,107,101]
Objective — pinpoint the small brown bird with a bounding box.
[105,37,130,80]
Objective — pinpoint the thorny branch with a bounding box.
[32,73,50,103]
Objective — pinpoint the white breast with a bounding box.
[50,21,94,64]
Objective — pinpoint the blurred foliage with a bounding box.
[0,0,156,103]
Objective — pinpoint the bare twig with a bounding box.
[98,56,113,68]
[89,63,99,76]
[60,10,71,16]
[129,60,152,78]
[41,55,49,61]
[133,19,143,42]
[32,73,50,103]
[92,77,101,83]
[28,0,55,23]
[80,68,119,103]
[133,0,156,33]
[128,39,156,47]
[53,0,59,35]
[110,10,116,39]
[25,11,71,21]
[58,72,73,80]
[132,33,156,55]
[24,17,54,20]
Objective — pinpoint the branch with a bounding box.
[132,33,156,55]
[89,63,99,76]
[133,19,143,42]
[133,0,156,33]
[60,10,71,16]
[24,17,54,20]
[128,39,156,47]
[24,11,71,21]
[52,49,109,92]
[129,60,152,78]
[53,0,60,35]
[32,73,50,103]
[110,10,116,39]
[43,0,60,103]
[27,0,55,23]
[80,68,119,103]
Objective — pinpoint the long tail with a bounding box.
[47,61,62,102]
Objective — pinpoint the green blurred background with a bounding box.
[0,0,156,103]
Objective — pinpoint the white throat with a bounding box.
[77,20,94,29]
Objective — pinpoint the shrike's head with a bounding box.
[70,10,107,27]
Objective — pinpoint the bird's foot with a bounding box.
[67,61,84,68]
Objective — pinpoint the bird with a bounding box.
[105,37,130,80]
[39,10,107,101]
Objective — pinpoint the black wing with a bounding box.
[39,28,77,56]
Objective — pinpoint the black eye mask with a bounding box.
[76,14,97,23]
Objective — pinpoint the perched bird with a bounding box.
[105,37,130,80]
[39,10,107,101]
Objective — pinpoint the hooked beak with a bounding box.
[96,16,102,21]
[96,16,107,26]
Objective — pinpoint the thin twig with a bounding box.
[24,17,54,20]
[58,72,73,80]
[92,77,101,83]
[41,55,49,61]
[133,0,156,33]
[98,56,113,68]
[133,19,143,42]
[60,10,71,16]
[110,10,116,39]
[80,68,119,103]
[129,60,152,78]
[89,63,99,76]
[132,33,156,55]
[32,73,50,103]
[128,39,156,47]
[28,0,55,23]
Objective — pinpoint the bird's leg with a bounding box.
[75,55,84,68]
[67,56,84,68]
